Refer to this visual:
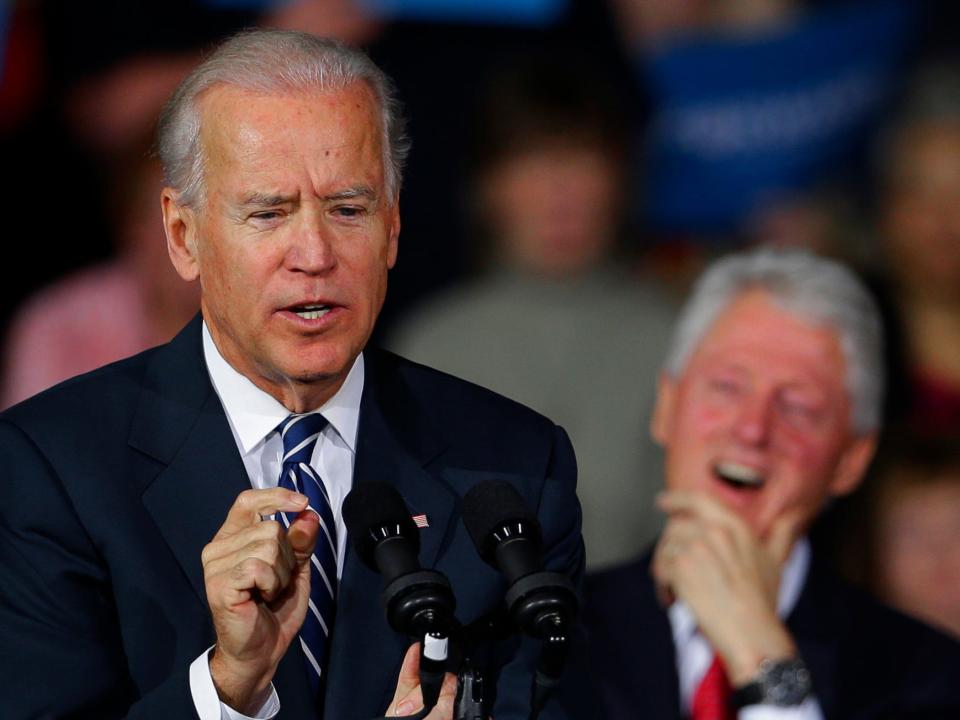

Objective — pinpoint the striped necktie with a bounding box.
[276,413,338,702]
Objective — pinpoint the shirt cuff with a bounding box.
[739,696,824,720]
[189,646,281,720]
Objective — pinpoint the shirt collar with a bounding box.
[668,535,811,645]
[202,321,363,455]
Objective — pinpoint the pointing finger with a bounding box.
[217,488,309,538]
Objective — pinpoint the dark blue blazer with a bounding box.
[583,551,960,720]
[0,317,587,720]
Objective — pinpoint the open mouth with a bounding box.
[713,461,765,490]
[288,304,331,320]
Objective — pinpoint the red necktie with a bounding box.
[692,655,735,720]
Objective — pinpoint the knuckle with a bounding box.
[238,556,265,578]
[252,537,281,563]
[235,489,259,509]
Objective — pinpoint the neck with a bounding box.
[261,377,344,414]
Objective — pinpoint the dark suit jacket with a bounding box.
[583,551,960,720]
[0,317,586,720]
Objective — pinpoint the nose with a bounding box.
[285,217,337,275]
[733,391,773,447]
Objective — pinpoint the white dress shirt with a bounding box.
[668,537,825,720]
[189,322,364,720]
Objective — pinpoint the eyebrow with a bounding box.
[323,186,377,202]
[237,185,378,209]
[239,192,296,208]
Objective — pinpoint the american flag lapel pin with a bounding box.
[411,513,429,528]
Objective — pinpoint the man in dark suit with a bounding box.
[0,30,584,720]
[584,249,960,719]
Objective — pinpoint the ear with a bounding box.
[650,373,677,447]
[386,198,400,270]
[161,187,201,281]
[828,433,877,498]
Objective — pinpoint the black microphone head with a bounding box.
[343,482,420,568]
[462,480,541,564]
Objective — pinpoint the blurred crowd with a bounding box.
[1,0,958,642]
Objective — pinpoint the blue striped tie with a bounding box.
[276,413,338,702]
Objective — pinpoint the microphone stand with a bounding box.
[453,609,512,720]
[528,613,570,720]
[504,569,578,720]
[382,568,456,715]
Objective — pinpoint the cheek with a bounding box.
[680,400,734,440]
[773,419,842,467]
[664,405,726,478]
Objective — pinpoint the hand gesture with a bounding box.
[651,491,803,685]
[202,488,319,713]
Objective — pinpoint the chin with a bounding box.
[280,347,352,379]
[286,365,344,385]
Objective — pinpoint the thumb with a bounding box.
[388,643,423,716]
[286,508,320,561]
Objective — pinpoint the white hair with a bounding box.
[662,248,885,434]
[156,29,409,207]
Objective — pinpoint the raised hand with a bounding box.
[652,490,803,685]
[202,488,319,713]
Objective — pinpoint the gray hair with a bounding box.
[156,29,410,207]
[662,248,885,435]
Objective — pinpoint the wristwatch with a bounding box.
[730,657,812,709]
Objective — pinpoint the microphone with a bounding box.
[343,482,456,715]
[462,480,578,720]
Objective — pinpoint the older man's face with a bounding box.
[165,82,399,405]
[652,290,875,536]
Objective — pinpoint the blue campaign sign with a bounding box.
[198,0,566,24]
[640,0,918,235]
[361,0,565,24]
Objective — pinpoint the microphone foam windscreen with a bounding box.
[343,482,419,556]
[462,479,538,555]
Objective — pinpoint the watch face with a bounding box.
[761,659,812,706]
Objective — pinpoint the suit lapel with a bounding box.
[324,352,453,719]
[131,317,249,605]
[787,555,841,717]
[633,554,682,719]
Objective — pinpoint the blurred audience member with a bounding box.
[1,150,199,408]
[877,61,960,432]
[585,248,960,719]
[871,437,960,640]
[389,58,677,571]
[828,433,960,640]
